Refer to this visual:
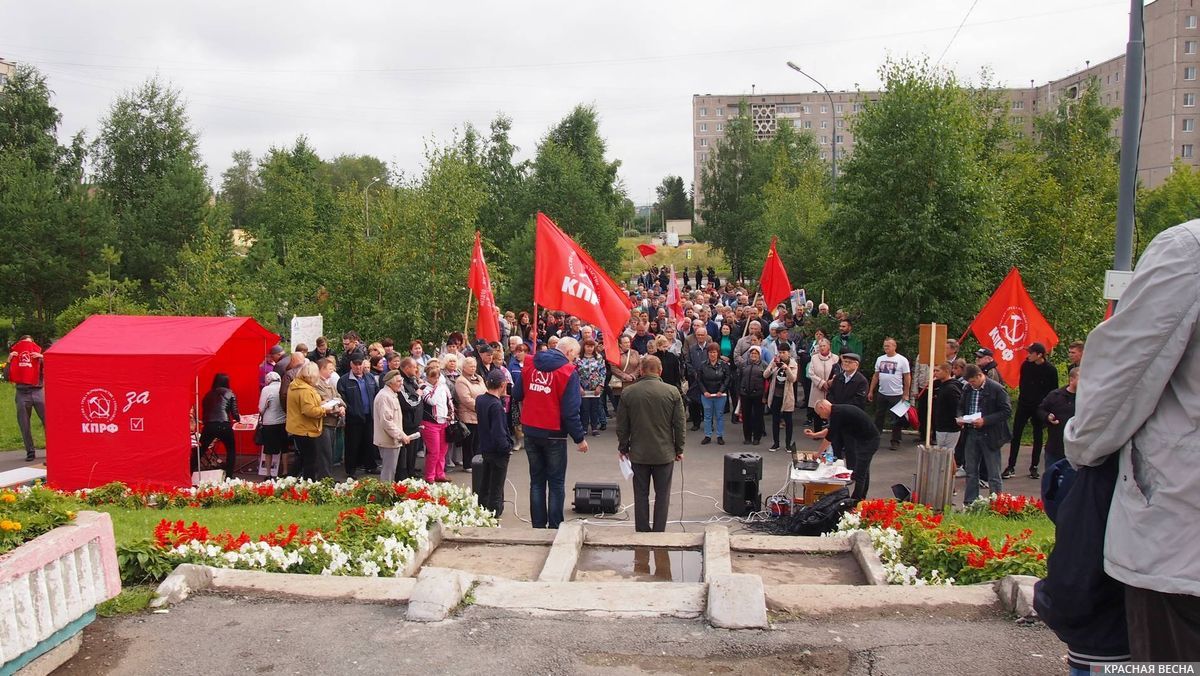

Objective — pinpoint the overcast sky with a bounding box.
[2,0,1132,204]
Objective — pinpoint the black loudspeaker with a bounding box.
[471,454,486,496]
[723,452,762,517]
[572,482,621,513]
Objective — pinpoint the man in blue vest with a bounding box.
[516,336,588,528]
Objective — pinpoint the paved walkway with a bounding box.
[58,593,1067,675]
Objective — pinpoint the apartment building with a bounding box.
[0,57,16,90]
[693,0,1200,205]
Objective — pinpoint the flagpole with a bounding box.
[742,293,761,339]
[926,323,937,448]
[464,292,474,342]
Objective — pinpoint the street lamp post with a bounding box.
[364,176,382,238]
[786,61,836,191]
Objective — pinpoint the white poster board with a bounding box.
[290,314,323,351]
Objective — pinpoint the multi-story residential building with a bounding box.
[693,0,1200,208]
[0,57,16,90]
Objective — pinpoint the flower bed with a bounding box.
[0,486,79,555]
[58,478,497,582]
[831,495,1052,586]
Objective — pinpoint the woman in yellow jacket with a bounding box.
[287,361,330,479]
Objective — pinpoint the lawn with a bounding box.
[94,502,348,546]
[942,510,1055,549]
[0,381,45,451]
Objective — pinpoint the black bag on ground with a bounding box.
[782,488,855,536]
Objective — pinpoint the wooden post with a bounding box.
[463,292,474,342]
[926,322,937,448]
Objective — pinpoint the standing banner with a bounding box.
[467,231,501,344]
[290,315,323,351]
[758,237,792,311]
[967,268,1059,387]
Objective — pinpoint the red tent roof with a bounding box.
[47,315,279,357]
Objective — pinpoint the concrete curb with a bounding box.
[702,524,732,583]
[537,522,585,582]
[150,564,213,608]
[399,521,443,578]
[472,578,705,618]
[994,575,1039,618]
[405,567,472,622]
[730,534,852,553]
[706,573,768,629]
[850,532,889,586]
[766,583,1002,617]
[151,564,419,607]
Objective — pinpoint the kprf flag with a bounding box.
[666,264,687,331]
[467,231,501,344]
[758,237,792,311]
[968,267,1059,387]
[7,339,42,386]
[534,212,633,363]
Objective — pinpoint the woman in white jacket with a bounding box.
[257,372,288,476]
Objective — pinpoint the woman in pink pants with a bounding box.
[420,363,454,483]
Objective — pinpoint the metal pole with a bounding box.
[1114,0,1144,273]
[364,176,382,239]
[787,62,837,192]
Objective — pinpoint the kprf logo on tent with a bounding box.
[80,388,119,433]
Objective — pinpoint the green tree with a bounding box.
[0,65,110,337]
[759,124,830,286]
[218,149,259,229]
[655,175,692,221]
[154,204,243,316]
[1137,159,1200,257]
[819,58,1009,357]
[698,100,774,281]
[319,154,389,193]
[477,114,530,251]
[55,246,147,335]
[506,105,626,309]
[92,77,210,293]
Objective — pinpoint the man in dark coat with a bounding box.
[1005,341,1059,480]
[827,353,868,410]
[957,363,1012,505]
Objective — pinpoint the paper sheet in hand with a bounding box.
[889,400,911,417]
[619,456,634,481]
[320,399,341,411]
[961,412,982,422]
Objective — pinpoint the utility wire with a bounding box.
[937,0,984,66]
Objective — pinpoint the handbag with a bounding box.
[446,420,468,444]
[253,425,266,446]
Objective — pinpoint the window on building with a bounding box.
[716,108,724,117]
[836,119,844,128]
[699,123,707,132]
[835,104,844,113]
[716,123,724,131]
[1187,66,1198,81]
[1187,93,1197,107]
[804,120,812,129]
[1189,15,1198,29]
[820,120,828,129]
[1185,118,1196,132]
[853,103,865,112]
[820,104,828,114]
[1106,75,1111,85]
[698,152,708,163]
[820,151,827,160]
[1012,116,1023,126]
[1012,100,1024,110]
[820,135,828,144]
[1184,144,1195,158]
[835,134,844,144]
[802,105,810,114]
[1187,41,1198,55]
[700,138,708,147]
[699,107,708,117]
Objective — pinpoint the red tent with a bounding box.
[44,316,279,490]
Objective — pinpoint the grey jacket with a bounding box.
[1065,220,1200,597]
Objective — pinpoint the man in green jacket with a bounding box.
[616,355,686,532]
[831,318,865,361]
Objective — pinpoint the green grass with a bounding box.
[618,236,729,283]
[96,585,157,617]
[942,512,1055,548]
[94,502,347,546]
[0,381,45,451]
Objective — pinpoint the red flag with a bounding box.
[968,268,1059,387]
[758,237,792,310]
[467,231,501,344]
[534,212,634,363]
[636,243,658,258]
[666,264,686,331]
